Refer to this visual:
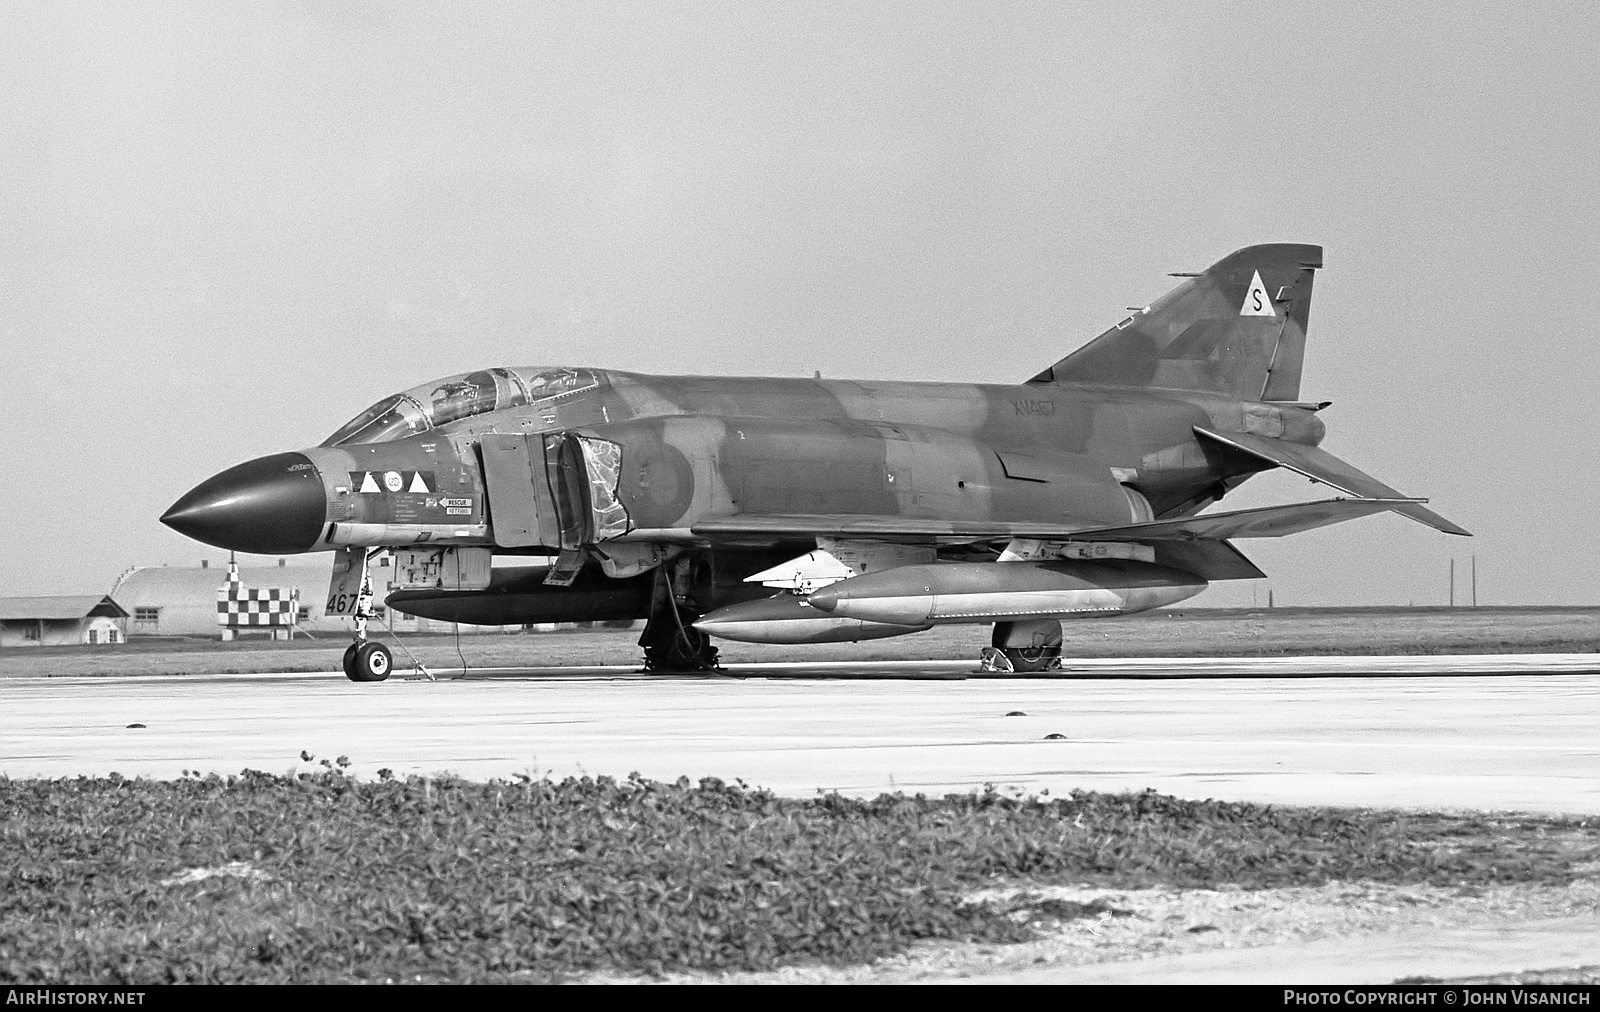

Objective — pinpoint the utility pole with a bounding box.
[1449,558,1455,607]
[1472,555,1478,607]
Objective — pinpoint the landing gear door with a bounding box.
[324,546,367,617]
[480,434,562,549]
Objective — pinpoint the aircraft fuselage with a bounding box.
[163,369,1325,560]
[159,244,1465,675]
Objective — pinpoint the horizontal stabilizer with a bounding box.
[1194,427,1471,536]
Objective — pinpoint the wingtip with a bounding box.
[1391,502,1471,537]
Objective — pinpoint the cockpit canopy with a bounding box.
[322,366,603,447]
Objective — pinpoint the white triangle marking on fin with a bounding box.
[359,472,381,494]
[1240,270,1276,317]
[408,471,430,493]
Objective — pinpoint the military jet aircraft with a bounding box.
[162,243,1467,681]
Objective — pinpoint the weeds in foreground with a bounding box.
[2,771,1593,983]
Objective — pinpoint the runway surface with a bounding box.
[5,653,1598,814]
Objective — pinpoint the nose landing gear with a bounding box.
[337,548,397,682]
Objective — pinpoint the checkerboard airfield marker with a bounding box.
[216,586,296,625]
[216,556,299,641]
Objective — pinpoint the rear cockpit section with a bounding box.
[321,367,604,447]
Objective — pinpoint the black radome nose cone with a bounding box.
[162,452,325,555]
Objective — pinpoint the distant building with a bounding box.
[109,559,507,639]
[113,561,327,638]
[0,596,128,647]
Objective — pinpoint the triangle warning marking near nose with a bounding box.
[408,472,431,493]
[359,472,381,494]
[1239,270,1276,316]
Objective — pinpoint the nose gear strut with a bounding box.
[340,548,433,682]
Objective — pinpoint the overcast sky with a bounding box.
[3,2,1596,606]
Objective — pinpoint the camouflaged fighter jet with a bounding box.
[162,243,1468,681]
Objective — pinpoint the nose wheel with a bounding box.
[343,640,393,682]
[337,549,397,682]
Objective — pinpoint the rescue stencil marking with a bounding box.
[1240,270,1275,316]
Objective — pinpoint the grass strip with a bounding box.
[2,771,1595,983]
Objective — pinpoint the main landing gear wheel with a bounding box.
[639,563,720,672]
[640,607,720,672]
[990,619,1063,673]
[346,641,393,682]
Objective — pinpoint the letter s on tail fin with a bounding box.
[1031,243,1322,401]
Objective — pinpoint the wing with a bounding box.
[690,497,1418,545]
[689,514,1092,545]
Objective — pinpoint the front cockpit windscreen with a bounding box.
[321,367,602,447]
[320,394,430,446]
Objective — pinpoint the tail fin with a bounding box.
[1031,243,1322,400]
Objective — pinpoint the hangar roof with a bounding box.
[0,595,128,621]
[109,564,335,608]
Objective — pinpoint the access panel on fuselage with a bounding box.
[479,434,563,549]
